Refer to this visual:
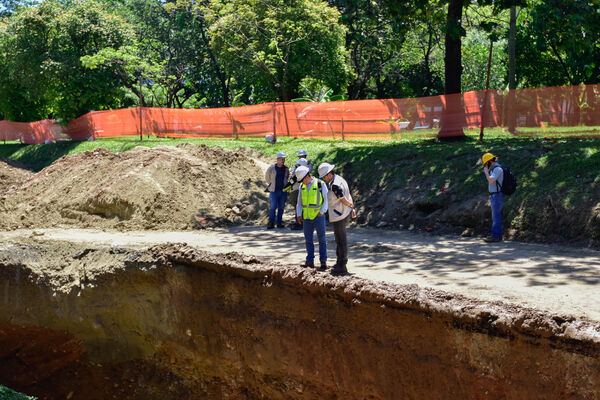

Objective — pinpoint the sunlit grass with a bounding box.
[0,385,36,400]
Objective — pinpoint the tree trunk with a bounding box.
[439,0,465,138]
[506,6,517,133]
[423,22,434,97]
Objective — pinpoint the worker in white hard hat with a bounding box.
[295,165,329,271]
[264,152,289,229]
[296,149,313,174]
[285,158,309,230]
[318,162,355,275]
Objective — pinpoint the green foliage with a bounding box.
[291,77,347,102]
[206,0,351,102]
[0,0,137,121]
[121,0,225,108]
[516,0,600,87]
[0,385,36,399]
[461,29,508,91]
[1,0,599,122]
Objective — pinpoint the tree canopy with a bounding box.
[0,0,598,122]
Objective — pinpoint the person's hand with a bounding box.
[483,165,489,174]
[317,212,322,217]
[297,216,303,223]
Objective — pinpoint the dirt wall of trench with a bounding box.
[1,241,600,399]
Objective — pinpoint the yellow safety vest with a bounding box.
[301,179,324,220]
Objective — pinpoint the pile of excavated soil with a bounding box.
[0,144,271,230]
[0,159,34,193]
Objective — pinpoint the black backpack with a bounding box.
[495,166,517,195]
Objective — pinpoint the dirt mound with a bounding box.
[0,144,269,230]
[0,159,34,193]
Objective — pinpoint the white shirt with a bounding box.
[326,174,353,222]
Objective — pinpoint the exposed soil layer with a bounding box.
[1,241,599,399]
[0,144,270,231]
[0,158,34,193]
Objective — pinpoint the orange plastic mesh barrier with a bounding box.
[2,84,599,144]
[0,119,67,144]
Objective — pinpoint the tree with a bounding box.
[120,0,223,108]
[437,0,525,137]
[0,0,138,121]
[206,0,351,102]
[516,0,600,87]
[0,2,57,121]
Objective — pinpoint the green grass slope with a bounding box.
[0,385,36,400]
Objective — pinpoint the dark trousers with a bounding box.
[332,215,349,266]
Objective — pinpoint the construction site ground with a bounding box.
[2,225,599,323]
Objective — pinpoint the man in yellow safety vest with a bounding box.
[295,165,329,271]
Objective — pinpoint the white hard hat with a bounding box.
[296,158,308,166]
[276,151,286,159]
[295,165,310,181]
[318,162,335,178]
[297,149,307,157]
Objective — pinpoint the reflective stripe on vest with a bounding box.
[301,180,323,220]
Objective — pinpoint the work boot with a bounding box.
[484,236,502,243]
[267,221,275,229]
[300,261,315,268]
[317,262,327,271]
[331,263,348,275]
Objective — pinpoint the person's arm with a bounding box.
[319,183,328,215]
[296,189,303,222]
[265,165,272,183]
[483,165,497,184]
[332,179,354,208]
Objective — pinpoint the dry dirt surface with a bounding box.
[0,144,271,231]
[0,159,34,193]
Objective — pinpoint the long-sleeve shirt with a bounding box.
[296,178,328,218]
[265,163,289,192]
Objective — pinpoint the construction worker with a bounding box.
[482,152,504,242]
[287,158,309,230]
[265,152,289,229]
[297,149,313,174]
[318,162,355,275]
[295,165,329,270]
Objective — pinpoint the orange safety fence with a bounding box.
[1,84,599,144]
[0,119,68,144]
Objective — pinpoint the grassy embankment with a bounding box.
[1,127,599,245]
[0,385,35,400]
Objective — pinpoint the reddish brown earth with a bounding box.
[1,241,599,399]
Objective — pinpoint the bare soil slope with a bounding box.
[0,144,270,230]
[1,241,599,400]
[0,159,34,193]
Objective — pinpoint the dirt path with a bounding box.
[2,227,599,322]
